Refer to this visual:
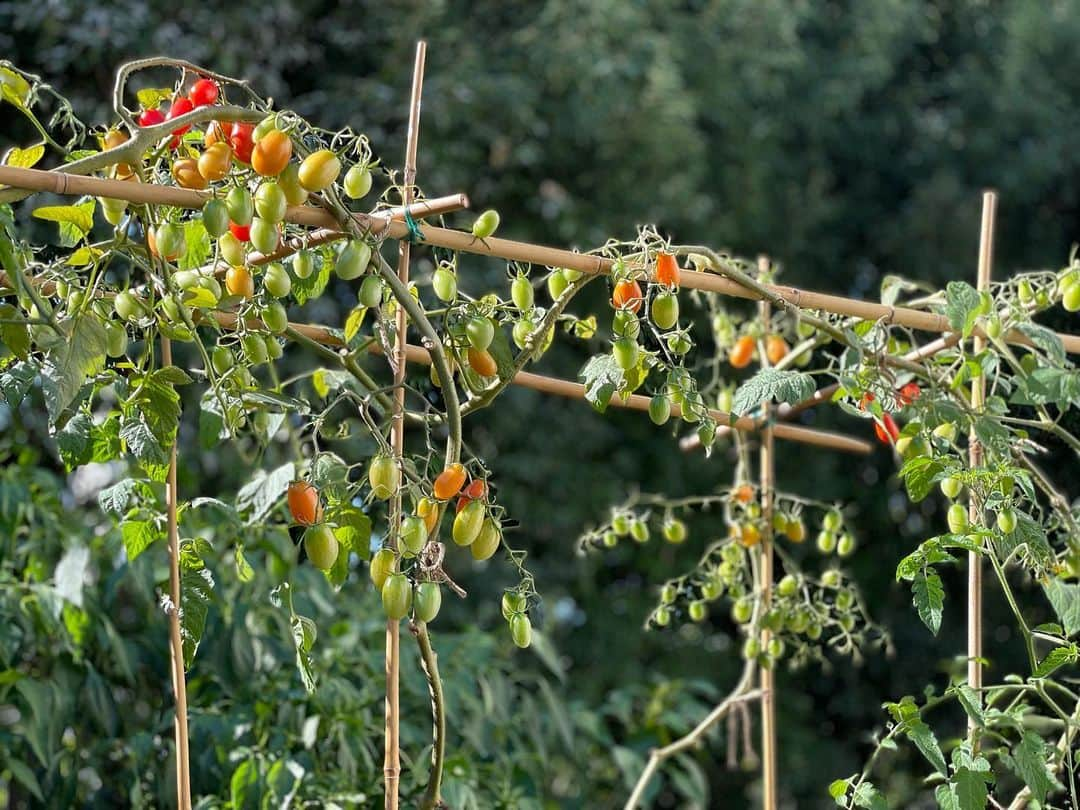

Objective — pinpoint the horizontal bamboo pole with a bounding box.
[0,165,468,231]
[3,167,1075,354]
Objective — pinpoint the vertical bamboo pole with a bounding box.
[756,256,778,810]
[161,336,192,810]
[968,191,997,730]
[385,40,427,810]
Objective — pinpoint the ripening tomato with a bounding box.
[219,232,245,266]
[382,573,412,620]
[897,382,921,406]
[343,165,373,199]
[433,464,467,501]
[138,108,165,128]
[655,252,680,288]
[166,97,194,147]
[255,181,287,223]
[102,129,134,179]
[471,518,501,561]
[197,142,232,182]
[171,157,207,190]
[416,497,439,535]
[611,279,643,312]
[738,523,761,548]
[251,129,293,177]
[874,413,900,444]
[464,479,487,501]
[298,149,341,191]
[414,582,442,623]
[229,221,251,243]
[154,223,185,261]
[729,335,755,369]
[278,163,309,206]
[368,454,400,500]
[287,481,322,525]
[455,495,471,514]
[732,484,755,504]
[229,122,255,163]
[370,548,396,590]
[304,524,339,570]
[188,78,219,107]
[453,499,485,546]
[785,518,806,543]
[225,266,254,298]
[765,335,788,365]
[204,120,227,147]
[468,347,498,378]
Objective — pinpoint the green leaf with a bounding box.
[944,281,982,337]
[1002,731,1058,803]
[995,511,1052,566]
[935,783,959,810]
[1010,368,1080,408]
[905,717,947,776]
[852,781,888,810]
[0,67,32,107]
[6,758,44,801]
[899,456,944,503]
[0,303,30,359]
[3,143,45,169]
[136,87,173,109]
[54,544,89,607]
[90,413,122,462]
[1043,579,1080,637]
[579,353,624,412]
[344,305,367,344]
[292,249,331,305]
[65,245,104,267]
[119,415,167,466]
[828,778,850,801]
[32,200,96,245]
[41,314,107,420]
[312,368,352,399]
[236,462,295,524]
[732,368,815,415]
[98,478,141,517]
[1017,322,1065,365]
[180,567,212,669]
[0,359,38,405]
[55,411,93,468]
[953,766,992,810]
[178,219,211,271]
[235,544,254,583]
[120,518,163,561]
[332,505,372,561]
[290,613,318,693]
[952,685,985,728]
[1033,644,1078,678]
[229,757,259,810]
[912,569,945,635]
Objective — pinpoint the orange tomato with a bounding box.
[765,335,789,365]
[205,121,228,148]
[287,481,322,525]
[732,483,755,504]
[433,463,467,501]
[416,496,439,534]
[729,335,755,368]
[171,157,208,190]
[146,227,181,261]
[464,479,487,500]
[251,129,293,177]
[611,279,644,312]
[198,142,232,181]
[468,346,498,378]
[225,266,254,298]
[738,523,762,548]
[102,129,134,179]
[655,252,680,288]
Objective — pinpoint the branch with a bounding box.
[410,619,447,810]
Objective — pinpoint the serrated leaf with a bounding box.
[33,200,96,244]
[312,368,352,399]
[996,511,1052,566]
[1002,731,1058,802]
[236,462,295,523]
[90,413,121,462]
[1043,580,1080,637]
[905,718,947,776]
[178,219,210,271]
[3,143,44,169]
[935,783,959,810]
[98,478,140,517]
[41,314,107,420]
[0,358,37,405]
[953,766,992,810]
[0,67,32,106]
[0,302,30,359]
[953,685,985,727]
[899,455,944,503]
[119,415,167,466]
[180,567,212,669]
[852,781,888,810]
[121,518,163,561]
[913,569,945,635]
[54,544,89,607]
[1017,322,1065,365]
[55,411,93,468]
[732,368,815,415]
[579,353,624,412]
[1010,368,1080,408]
[1033,644,1078,678]
[331,506,372,563]
[944,281,982,337]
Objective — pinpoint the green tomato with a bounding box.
[471,209,500,239]
[649,394,671,426]
[368,454,400,500]
[242,333,268,365]
[509,613,532,648]
[501,591,527,620]
[359,275,383,308]
[278,163,309,206]
[174,270,200,290]
[453,499,486,547]
[250,217,280,255]
[932,422,958,442]
[113,290,142,323]
[253,115,277,141]
[104,321,128,358]
[263,262,292,298]
[202,198,230,237]
[198,275,222,302]
[947,503,968,534]
[612,309,640,339]
[211,346,235,375]
[261,302,288,334]
[369,548,396,590]
[613,336,639,371]
[465,316,495,351]
[1018,279,1035,304]
[156,222,186,260]
[815,530,837,554]
[836,590,855,611]
[836,532,856,557]
[777,575,798,598]
[651,291,679,330]
[1064,280,1080,313]
[336,240,372,280]
[662,517,687,544]
[688,600,707,622]
[511,274,534,311]
[601,530,618,548]
[219,232,245,266]
[264,334,283,360]
[304,524,339,570]
[996,508,1018,534]
[432,266,458,302]
[547,269,569,301]
[343,165,373,199]
[612,512,631,536]
[255,181,287,223]
[940,476,962,499]
[700,578,723,600]
[471,518,502,561]
[821,569,843,588]
[101,196,127,226]
[667,331,692,355]
[293,249,315,279]
[382,573,412,621]
[653,606,671,627]
[512,318,535,350]
[226,186,254,226]
[629,519,649,543]
[413,582,442,623]
[660,583,677,604]
[399,515,429,557]
[766,638,785,660]
[742,637,761,660]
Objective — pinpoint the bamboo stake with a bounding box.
[161,335,192,810]
[384,40,426,810]
[969,191,997,730]
[2,163,1076,354]
[757,261,778,810]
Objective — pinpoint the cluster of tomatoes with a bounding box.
[586,508,689,549]
[608,252,687,374]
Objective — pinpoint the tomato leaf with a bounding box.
[902,717,946,776]
[898,455,944,503]
[40,314,107,421]
[944,281,982,337]
[1043,579,1080,637]
[180,567,212,669]
[3,143,45,169]
[120,517,163,561]
[32,200,96,246]
[135,87,173,109]
[236,462,295,524]
[292,248,332,305]
[731,368,814,416]
[1033,644,1077,678]
[1001,730,1060,802]
[178,219,210,271]
[579,353,624,412]
[1016,322,1065,365]
[98,477,143,518]
[912,569,944,635]
[55,410,93,468]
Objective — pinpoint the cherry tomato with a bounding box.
[225,267,254,298]
[464,479,487,500]
[171,157,207,190]
[225,186,253,226]
[263,263,291,298]
[729,335,755,369]
[260,302,288,333]
[251,128,293,177]
[547,269,570,300]
[455,495,472,514]
[511,274,534,311]
[611,279,643,312]
[343,165,373,199]
[219,232,245,266]
[837,532,856,557]
[434,464,467,501]
[211,346,234,375]
[113,291,142,323]
[166,97,194,147]
[468,347,498,378]
[816,530,837,554]
[335,240,371,280]
[287,481,322,525]
[359,276,383,308]
[293,250,314,279]
[732,484,754,504]
[471,518,501,561]
[765,335,788,365]
[229,221,251,243]
[154,223,185,261]
[897,382,921,406]
[416,497,439,535]
[629,519,649,543]
[612,336,639,371]
[947,503,968,534]
[198,142,232,182]
[298,149,342,191]
[465,315,495,350]
[304,524,339,570]
[662,517,687,544]
[940,477,962,499]
[1064,280,1080,312]
[785,518,806,543]
[278,163,309,206]
[242,333,268,365]
[650,291,679,330]
[997,508,1018,534]
[204,120,227,147]
[188,78,219,107]
[100,196,128,225]
[264,334,283,360]
[502,592,527,620]
[382,573,412,620]
[777,574,798,598]
[453,499,485,546]
[255,181,287,223]
[688,600,707,622]
[229,122,255,163]
[105,321,128,358]
[250,217,280,255]
[399,515,429,557]
[654,253,681,289]
[509,613,532,648]
[874,413,900,444]
[732,597,753,624]
[368,454,400,500]
[737,523,761,548]
[138,108,165,128]
[648,394,671,425]
[370,548,396,590]
[433,266,458,301]
[414,582,442,623]
[471,209,500,239]
[102,129,134,178]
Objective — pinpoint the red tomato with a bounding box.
[897,382,921,406]
[138,108,165,127]
[611,279,644,312]
[455,495,471,514]
[229,123,255,163]
[229,221,251,242]
[874,413,900,444]
[464,479,487,500]
[655,253,680,288]
[188,78,219,108]
[859,392,875,411]
[167,97,194,148]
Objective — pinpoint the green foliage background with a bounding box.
[1,1,1079,807]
